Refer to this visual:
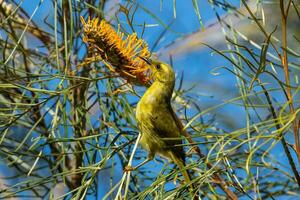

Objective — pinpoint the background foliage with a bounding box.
[0,0,299,199]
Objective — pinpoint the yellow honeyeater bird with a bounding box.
[127,58,195,193]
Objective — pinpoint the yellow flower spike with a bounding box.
[80,17,152,86]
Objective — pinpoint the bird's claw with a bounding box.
[124,165,135,172]
[186,146,198,156]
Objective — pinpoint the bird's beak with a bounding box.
[139,56,155,81]
[139,56,152,65]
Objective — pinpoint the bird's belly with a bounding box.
[139,129,171,159]
[136,100,171,159]
[139,129,162,151]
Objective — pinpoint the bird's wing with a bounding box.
[150,104,185,160]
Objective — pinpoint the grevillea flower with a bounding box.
[80,17,152,86]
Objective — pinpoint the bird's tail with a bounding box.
[169,151,197,198]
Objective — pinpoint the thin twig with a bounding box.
[279,0,300,164]
[171,108,239,200]
[115,133,141,200]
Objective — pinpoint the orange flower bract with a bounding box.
[80,17,152,86]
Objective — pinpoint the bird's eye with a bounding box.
[155,64,161,70]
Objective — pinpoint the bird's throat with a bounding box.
[141,81,174,105]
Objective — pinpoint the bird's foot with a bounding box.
[186,146,199,156]
[173,173,179,185]
[124,165,135,172]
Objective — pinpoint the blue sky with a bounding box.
[2,0,299,199]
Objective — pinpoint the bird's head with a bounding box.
[140,57,175,83]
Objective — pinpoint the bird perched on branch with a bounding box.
[125,57,196,195]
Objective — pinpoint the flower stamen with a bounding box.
[80,17,152,86]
